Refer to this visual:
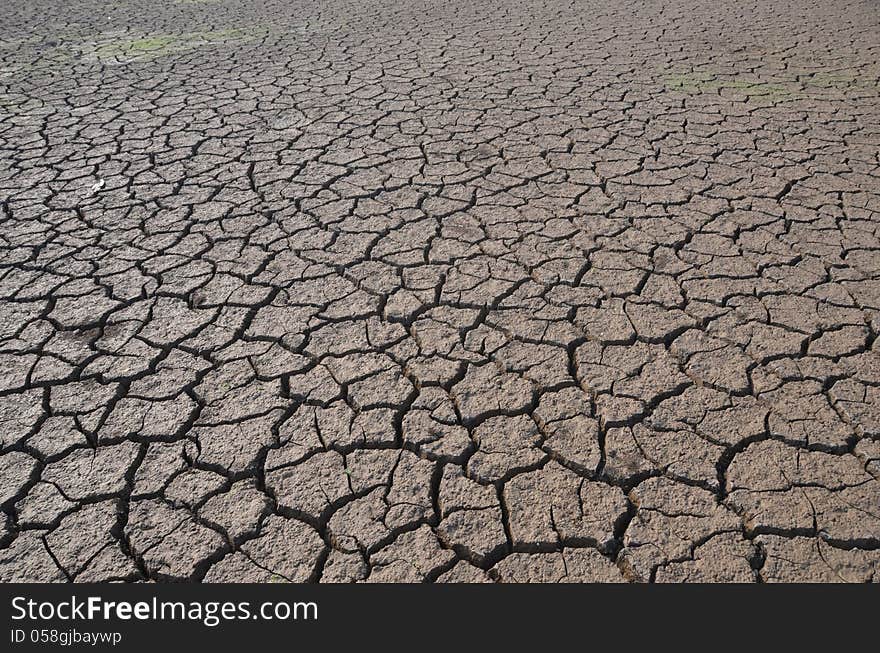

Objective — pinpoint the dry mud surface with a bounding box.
[1,0,879,583]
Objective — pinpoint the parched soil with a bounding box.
[1,0,879,582]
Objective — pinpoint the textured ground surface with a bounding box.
[1,0,879,583]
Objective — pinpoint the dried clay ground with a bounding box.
[1,0,879,583]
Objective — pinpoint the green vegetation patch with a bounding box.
[92,27,264,62]
[663,72,793,100]
[662,65,880,104]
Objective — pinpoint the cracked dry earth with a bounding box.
[0,0,879,585]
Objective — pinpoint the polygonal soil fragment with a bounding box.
[493,549,624,583]
[620,477,742,582]
[503,462,628,552]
